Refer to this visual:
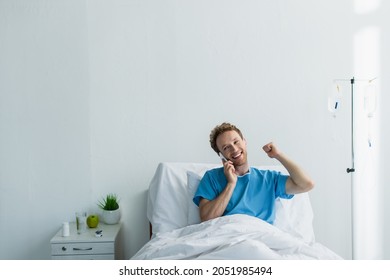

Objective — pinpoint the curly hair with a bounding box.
[209,122,244,154]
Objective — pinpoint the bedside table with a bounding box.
[50,222,122,260]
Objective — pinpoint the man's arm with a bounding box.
[262,142,314,194]
[199,160,237,221]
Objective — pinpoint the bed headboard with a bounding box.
[147,162,315,243]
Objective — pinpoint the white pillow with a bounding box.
[147,163,189,237]
[273,193,315,243]
[187,171,202,225]
[147,162,217,237]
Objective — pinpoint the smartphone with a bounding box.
[219,152,227,162]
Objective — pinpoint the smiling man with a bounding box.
[193,122,314,223]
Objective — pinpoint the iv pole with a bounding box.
[332,76,377,260]
[346,77,356,260]
[347,77,355,174]
[348,77,356,260]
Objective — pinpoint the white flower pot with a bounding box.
[102,208,121,225]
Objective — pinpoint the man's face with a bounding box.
[216,130,248,166]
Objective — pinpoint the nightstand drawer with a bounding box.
[51,242,114,256]
[50,222,122,260]
[52,254,114,260]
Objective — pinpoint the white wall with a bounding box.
[0,0,91,259]
[1,0,389,260]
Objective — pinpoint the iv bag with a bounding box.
[328,83,342,117]
[364,83,377,118]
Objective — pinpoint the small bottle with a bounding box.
[62,222,70,237]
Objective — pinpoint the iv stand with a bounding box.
[346,77,356,260]
[333,76,357,174]
[333,77,356,259]
[347,77,355,174]
[348,77,356,260]
[333,76,377,260]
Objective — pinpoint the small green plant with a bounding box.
[98,193,119,211]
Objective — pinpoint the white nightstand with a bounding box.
[50,222,122,260]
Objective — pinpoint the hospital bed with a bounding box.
[131,162,342,259]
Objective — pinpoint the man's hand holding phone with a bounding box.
[219,152,237,185]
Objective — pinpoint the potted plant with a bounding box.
[98,193,121,225]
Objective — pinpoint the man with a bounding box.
[193,122,314,223]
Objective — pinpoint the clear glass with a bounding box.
[75,212,87,234]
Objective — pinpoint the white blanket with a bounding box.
[132,214,342,260]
